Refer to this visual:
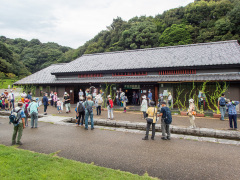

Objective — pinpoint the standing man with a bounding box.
[116,90,120,106]
[159,102,172,140]
[84,95,95,130]
[8,90,15,109]
[28,98,39,128]
[50,91,54,106]
[226,100,239,130]
[96,94,103,115]
[11,102,26,145]
[64,92,71,113]
[42,93,48,115]
[148,90,152,105]
[218,93,226,121]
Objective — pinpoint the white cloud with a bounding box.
[0,0,194,48]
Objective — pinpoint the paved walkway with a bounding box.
[0,117,239,180]
[38,105,237,131]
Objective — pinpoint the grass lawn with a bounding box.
[0,79,17,89]
[0,145,158,180]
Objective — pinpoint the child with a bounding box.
[5,98,10,111]
[57,98,62,113]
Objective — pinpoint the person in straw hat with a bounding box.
[107,95,114,119]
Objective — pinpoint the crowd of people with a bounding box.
[4,88,239,146]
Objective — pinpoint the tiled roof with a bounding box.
[52,40,240,74]
[14,64,66,85]
[15,72,240,85]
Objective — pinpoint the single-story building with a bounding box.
[15,40,240,109]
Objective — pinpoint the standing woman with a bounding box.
[53,92,58,108]
[142,101,157,140]
[188,99,196,128]
[141,95,148,119]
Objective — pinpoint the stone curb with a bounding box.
[91,119,240,140]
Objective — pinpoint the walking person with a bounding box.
[11,102,26,145]
[218,93,227,121]
[142,101,157,140]
[107,95,114,120]
[63,92,71,113]
[96,94,103,115]
[159,101,172,140]
[42,93,48,115]
[77,97,85,126]
[84,95,94,130]
[141,95,148,119]
[8,90,15,109]
[188,99,196,129]
[28,98,39,128]
[226,100,239,130]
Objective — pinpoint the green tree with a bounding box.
[159,24,192,46]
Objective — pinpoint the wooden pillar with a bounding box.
[154,85,158,103]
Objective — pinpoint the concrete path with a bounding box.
[0,117,240,180]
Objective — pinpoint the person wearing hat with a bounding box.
[141,95,148,119]
[28,98,39,128]
[63,92,71,113]
[142,101,157,140]
[188,99,196,129]
[11,102,26,145]
[107,95,114,119]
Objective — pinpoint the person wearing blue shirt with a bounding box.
[226,100,239,130]
[11,102,26,145]
[27,91,32,102]
[148,90,152,105]
[42,93,48,115]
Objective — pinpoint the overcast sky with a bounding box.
[0,0,194,49]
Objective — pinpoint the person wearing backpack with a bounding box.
[107,95,114,120]
[142,101,157,140]
[84,95,94,130]
[218,93,227,121]
[77,97,85,126]
[96,94,103,116]
[159,101,172,140]
[10,102,26,145]
[226,100,239,130]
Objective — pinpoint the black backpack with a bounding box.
[9,109,21,124]
[163,107,172,124]
[78,102,84,113]
[86,101,93,114]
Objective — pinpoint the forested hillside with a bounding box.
[0,0,239,78]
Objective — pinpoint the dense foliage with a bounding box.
[0,0,239,78]
[0,37,72,78]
